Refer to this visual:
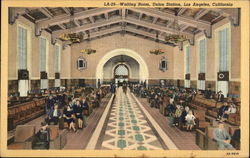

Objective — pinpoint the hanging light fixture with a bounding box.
[165,15,188,45]
[80,31,96,55]
[150,32,165,55]
[59,8,83,43]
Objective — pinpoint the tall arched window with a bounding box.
[115,64,129,76]
[17,25,29,96]
[198,38,206,90]
[54,45,61,87]
[216,23,231,96]
[40,37,48,89]
[185,45,191,88]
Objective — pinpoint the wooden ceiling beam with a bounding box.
[62,7,71,15]
[177,8,187,16]
[211,8,240,26]
[36,8,118,29]
[52,17,123,38]
[194,9,210,20]
[129,8,210,28]
[39,8,54,18]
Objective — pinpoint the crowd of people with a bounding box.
[131,84,238,131]
[131,85,197,131]
[45,86,105,132]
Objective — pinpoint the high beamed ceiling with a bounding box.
[9,7,240,47]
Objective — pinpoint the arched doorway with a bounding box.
[96,48,149,87]
[114,64,129,86]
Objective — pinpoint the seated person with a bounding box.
[73,100,84,129]
[174,104,182,126]
[82,97,89,110]
[49,104,61,125]
[216,102,229,121]
[63,105,77,132]
[180,106,190,125]
[231,129,240,149]
[185,110,196,131]
[33,121,50,149]
[166,101,175,116]
[213,122,234,150]
[221,103,237,121]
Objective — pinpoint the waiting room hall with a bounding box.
[2,5,246,154]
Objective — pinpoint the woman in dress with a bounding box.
[185,110,196,131]
[63,105,76,132]
[73,100,84,129]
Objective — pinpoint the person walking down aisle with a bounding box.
[122,81,127,94]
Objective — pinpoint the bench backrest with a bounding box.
[15,125,35,142]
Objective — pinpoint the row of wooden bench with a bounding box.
[196,126,240,150]
[190,96,240,126]
[8,98,46,131]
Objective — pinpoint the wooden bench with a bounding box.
[8,125,35,149]
[8,98,46,131]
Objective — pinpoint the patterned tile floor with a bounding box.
[101,88,163,150]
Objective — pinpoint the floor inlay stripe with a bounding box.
[100,88,164,150]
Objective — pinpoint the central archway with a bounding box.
[96,48,149,87]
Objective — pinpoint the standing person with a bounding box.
[180,106,190,127]
[73,100,84,129]
[174,104,182,126]
[217,91,224,102]
[213,122,234,150]
[46,96,55,118]
[63,105,77,132]
[81,97,89,128]
[122,81,127,94]
[185,110,196,131]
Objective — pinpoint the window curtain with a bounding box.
[40,37,46,72]
[41,79,48,89]
[198,80,205,90]
[185,80,190,88]
[18,26,27,70]
[55,79,61,87]
[18,80,29,96]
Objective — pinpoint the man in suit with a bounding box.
[213,122,234,150]
[49,104,62,125]
[33,121,50,149]
[217,91,224,102]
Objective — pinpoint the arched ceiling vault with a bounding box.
[10,7,240,47]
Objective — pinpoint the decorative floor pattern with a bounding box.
[101,88,163,150]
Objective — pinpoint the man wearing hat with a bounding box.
[217,91,224,102]
[33,121,50,149]
[213,122,234,150]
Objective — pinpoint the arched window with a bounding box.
[159,57,168,72]
[115,64,128,76]
[77,56,87,71]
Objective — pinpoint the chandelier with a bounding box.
[165,16,188,45]
[80,49,96,55]
[149,32,165,55]
[59,8,82,43]
[80,31,96,55]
